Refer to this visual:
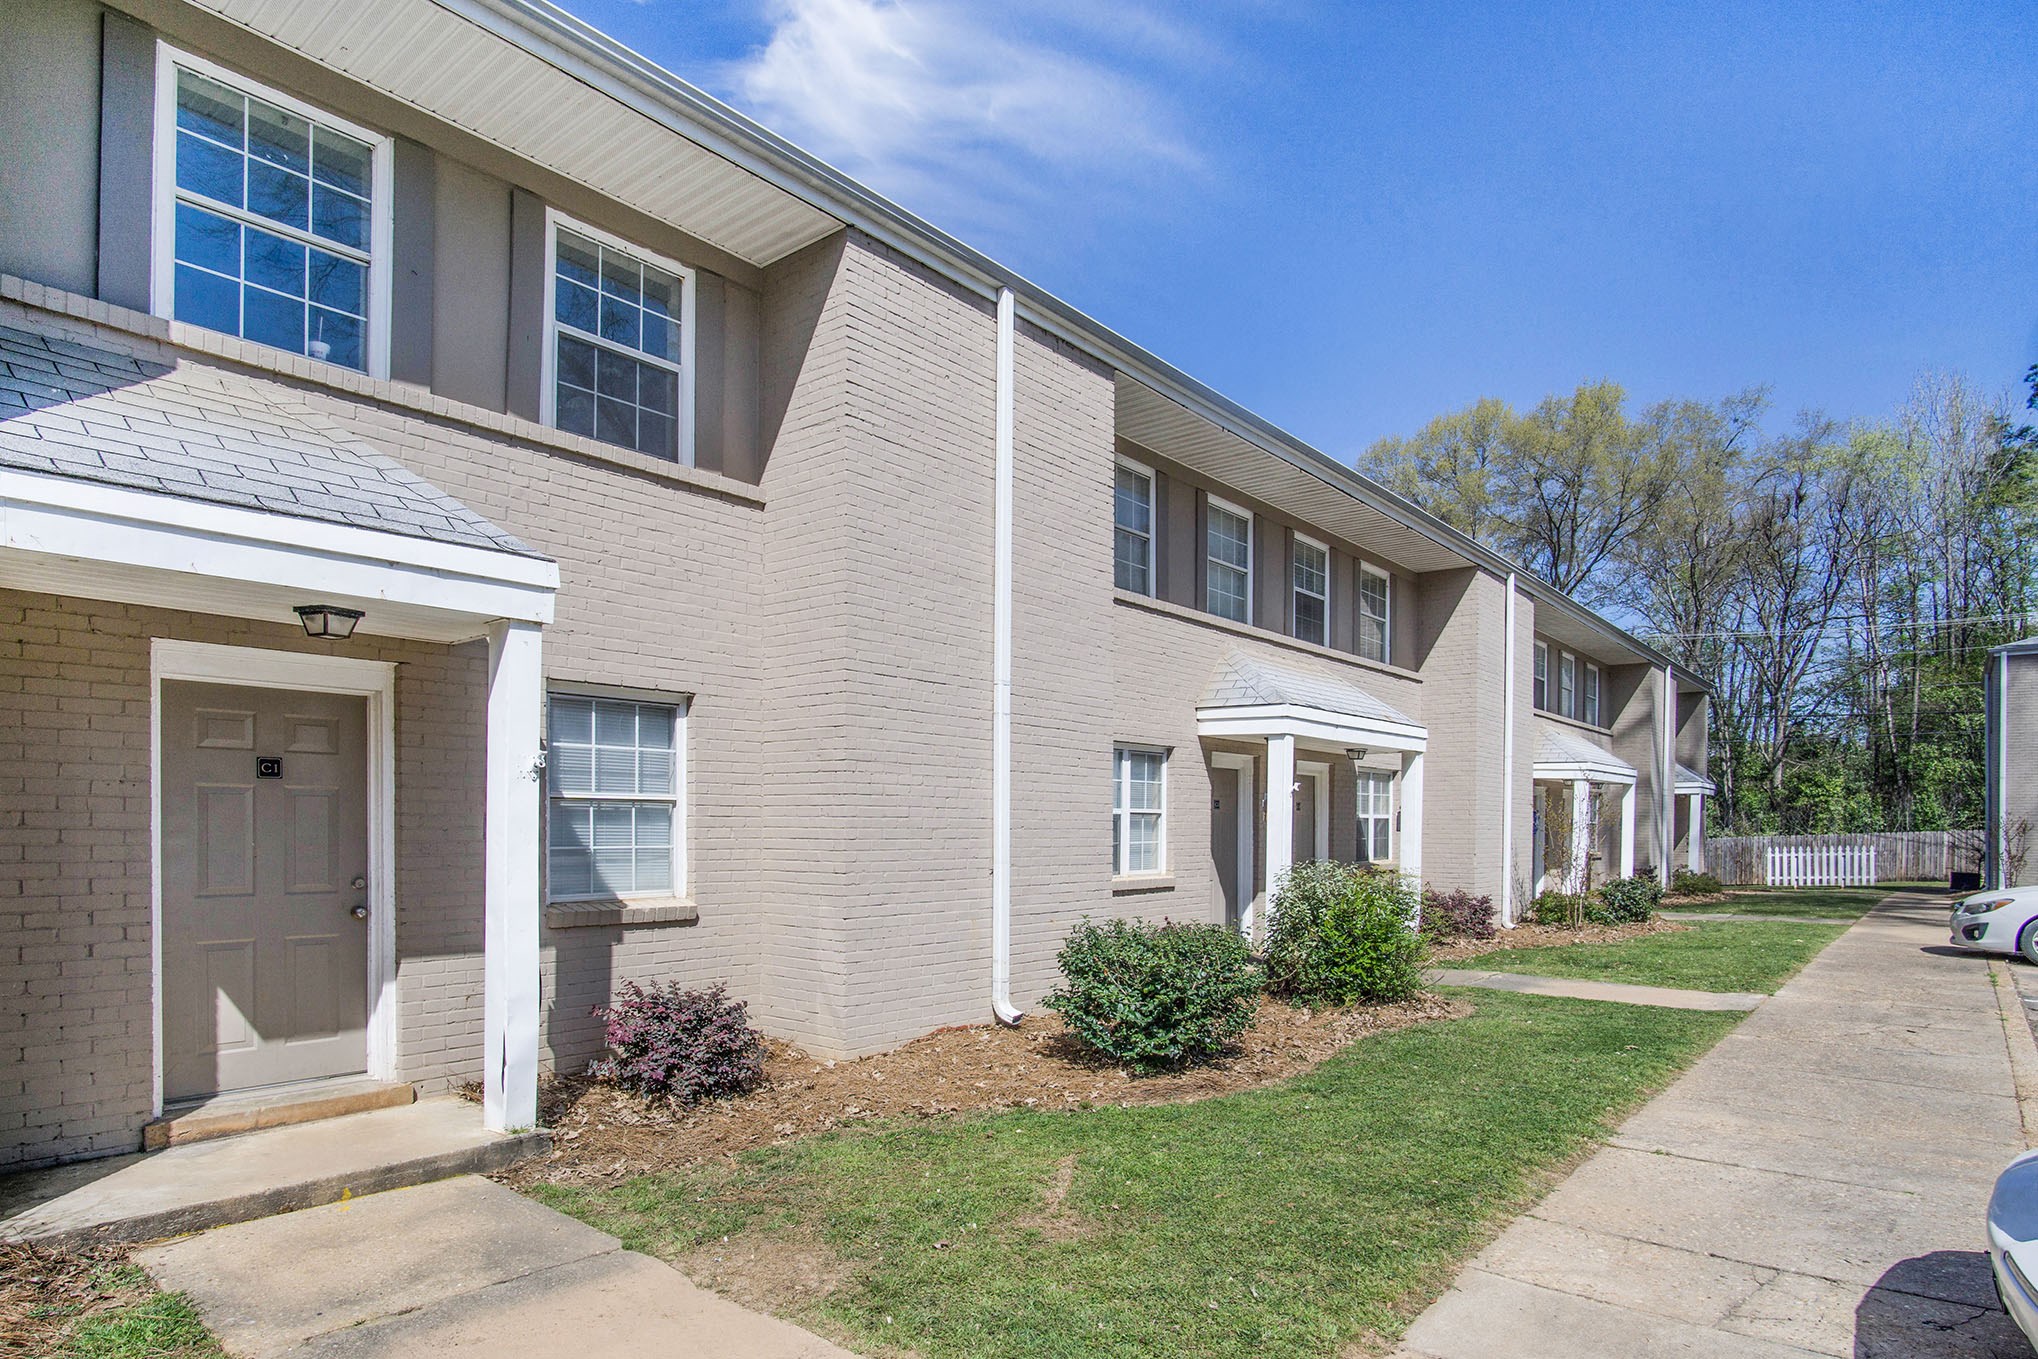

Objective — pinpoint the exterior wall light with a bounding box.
[1345,747,1368,762]
[294,604,364,639]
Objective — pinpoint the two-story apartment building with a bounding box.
[0,0,1711,1169]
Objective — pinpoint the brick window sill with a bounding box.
[543,896,698,929]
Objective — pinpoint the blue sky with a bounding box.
[565,0,2035,457]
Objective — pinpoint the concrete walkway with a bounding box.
[1428,967,1766,1012]
[1662,911,1860,924]
[139,1175,857,1358]
[1403,893,2033,1358]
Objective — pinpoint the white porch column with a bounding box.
[1569,778,1593,892]
[1399,750,1425,887]
[1687,793,1705,872]
[1263,734,1297,918]
[484,620,544,1133]
[1618,783,1636,879]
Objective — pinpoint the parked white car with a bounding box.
[1991,1150,2038,1347]
[1950,887,2038,962]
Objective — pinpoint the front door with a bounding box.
[1211,760,1249,931]
[1293,768,1325,862]
[161,681,369,1101]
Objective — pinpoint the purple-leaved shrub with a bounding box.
[589,981,766,1103]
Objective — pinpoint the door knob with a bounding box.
[350,903,369,920]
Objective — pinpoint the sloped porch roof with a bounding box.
[1197,649,1426,752]
[1534,720,1637,785]
[1675,762,1717,795]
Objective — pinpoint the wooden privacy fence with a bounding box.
[1706,830,1979,886]
[1765,844,1876,887]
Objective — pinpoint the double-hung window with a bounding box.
[1358,564,1391,663]
[547,695,685,900]
[1583,663,1602,726]
[1114,461,1154,595]
[1558,653,1577,718]
[546,215,693,463]
[157,50,388,373]
[1206,499,1253,624]
[1355,770,1393,863]
[1533,642,1549,709]
[1292,535,1329,646]
[1112,746,1167,875]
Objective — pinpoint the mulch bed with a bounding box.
[0,1240,146,1359]
[502,993,1467,1187]
[1426,916,1687,964]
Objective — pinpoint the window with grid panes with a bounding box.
[547,696,681,899]
[1112,746,1166,875]
[551,225,685,460]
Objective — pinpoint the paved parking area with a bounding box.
[1401,892,2035,1358]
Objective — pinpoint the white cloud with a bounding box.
[717,0,1203,234]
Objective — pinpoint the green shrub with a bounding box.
[1264,861,1428,1005]
[1044,918,1263,1071]
[1531,890,1590,927]
[1596,874,1663,923]
[1671,868,1723,896]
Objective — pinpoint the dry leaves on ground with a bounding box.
[0,1241,145,1359]
[1425,916,1687,964]
[502,992,1467,1187]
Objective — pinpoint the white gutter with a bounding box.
[1500,572,1517,926]
[991,288,1023,1026]
[1994,650,2011,887]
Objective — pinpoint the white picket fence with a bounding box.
[1765,844,1878,887]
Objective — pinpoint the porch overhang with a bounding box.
[1196,648,1428,753]
[0,469,557,641]
[1675,763,1716,796]
[1534,720,1637,786]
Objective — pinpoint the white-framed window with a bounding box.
[1292,534,1329,646]
[152,45,393,376]
[1206,497,1253,624]
[1112,745,1167,875]
[1559,653,1577,718]
[1114,459,1154,595]
[1358,564,1391,663]
[1355,769,1393,863]
[542,211,696,464]
[546,693,687,900]
[1584,663,1602,726]
[1533,641,1549,709]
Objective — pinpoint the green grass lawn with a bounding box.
[35,1265,221,1359]
[531,991,1739,1359]
[1671,885,1930,919]
[1440,920,1846,993]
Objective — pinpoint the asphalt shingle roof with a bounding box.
[1535,720,1638,777]
[1199,648,1419,728]
[0,322,542,559]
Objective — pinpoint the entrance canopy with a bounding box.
[1534,720,1636,786]
[1675,762,1716,796]
[1196,648,1426,752]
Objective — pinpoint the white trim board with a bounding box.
[1534,760,1638,787]
[149,639,401,1115]
[1197,703,1427,754]
[0,469,556,640]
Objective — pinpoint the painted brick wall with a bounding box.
[1413,568,1510,902]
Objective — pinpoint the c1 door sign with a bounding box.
[256,757,283,779]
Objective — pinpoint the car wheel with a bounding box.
[2019,920,2038,967]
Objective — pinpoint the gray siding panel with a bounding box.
[388,138,435,387]
[504,187,546,424]
[96,8,155,312]
[2,0,102,297]
[429,157,511,412]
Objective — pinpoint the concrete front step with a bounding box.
[0,1097,547,1248]
[144,1077,416,1150]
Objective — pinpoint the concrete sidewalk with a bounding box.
[139,1175,857,1358]
[1402,892,2034,1358]
[1429,967,1766,1011]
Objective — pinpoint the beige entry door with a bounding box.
[161,681,369,1101]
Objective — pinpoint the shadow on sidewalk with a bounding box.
[1853,1250,2028,1357]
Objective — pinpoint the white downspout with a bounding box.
[1995,650,2011,888]
[1500,572,1517,926]
[1660,665,1675,885]
[991,287,1023,1025]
